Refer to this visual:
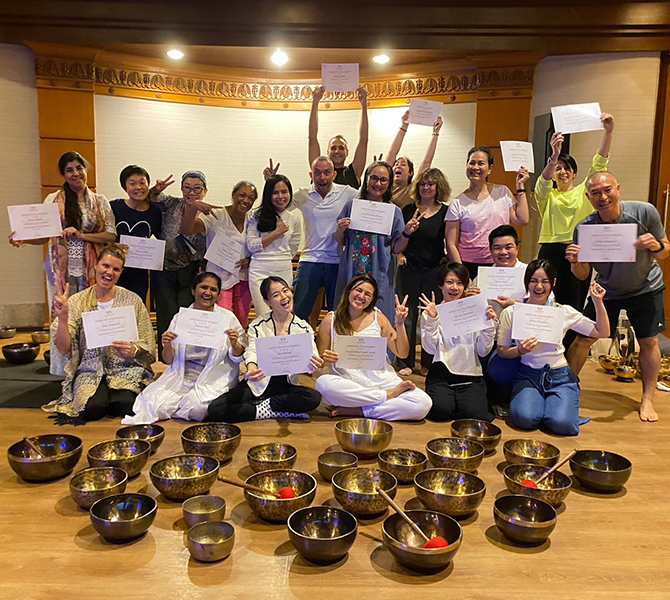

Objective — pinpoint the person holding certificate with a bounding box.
[43,244,156,423]
[316,274,432,421]
[497,259,610,436]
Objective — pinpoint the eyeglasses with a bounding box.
[418,181,436,188]
[182,186,204,194]
[369,175,389,185]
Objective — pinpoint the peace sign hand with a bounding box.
[53,280,70,320]
[394,294,409,326]
[418,292,438,319]
[263,158,281,181]
[403,209,423,236]
[154,174,175,193]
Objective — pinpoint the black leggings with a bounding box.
[82,378,137,422]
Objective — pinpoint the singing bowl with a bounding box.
[334,418,393,458]
[31,330,50,344]
[116,424,165,455]
[87,439,151,478]
[414,468,486,517]
[658,364,670,378]
[503,464,572,507]
[614,364,637,381]
[150,454,220,501]
[0,326,16,339]
[90,493,157,542]
[181,422,242,463]
[493,495,556,545]
[598,354,623,373]
[378,448,427,484]
[570,450,632,492]
[7,434,83,482]
[183,495,227,529]
[426,437,485,473]
[2,342,40,365]
[382,510,463,572]
[450,419,502,454]
[244,470,317,522]
[69,467,128,510]
[187,521,235,563]
[331,467,398,516]
[317,451,358,482]
[287,506,358,564]
[247,442,297,473]
[503,439,561,468]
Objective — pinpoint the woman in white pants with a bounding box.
[316,274,431,421]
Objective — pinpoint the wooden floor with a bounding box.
[1,339,670,599]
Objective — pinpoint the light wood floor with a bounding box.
[1,339,669,599]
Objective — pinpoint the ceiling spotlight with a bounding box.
[167,49,184,60]
[373,54,390,64]
[271,48,289,66]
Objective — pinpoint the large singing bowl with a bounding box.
[503,438,561,468]
[8,434,83,482]
[451,419,502,454]
[493,495,556,545]
[503,464,572,508]
[287,506,358,564]
[331,467,397,516]
[414,468,486,518]
[426,437,484,473]
[334,419,393,458]
[90,493,157,542]
[87,439,151,478]
[181,423,241,463]
[570,450,632,492]
[244,470,317,523]
[150,454,220,501]
[69,467,128,510]
[116,424,165,455]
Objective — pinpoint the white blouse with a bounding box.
[246,210,302,264]
[200,208,249,290]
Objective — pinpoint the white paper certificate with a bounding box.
[436,294,490,337]
[500,141,535,173]
[256,333,314,377]
[578,223,637,263]
[408,99,443,127]
[7,203,62,241]
[204,232,245,274]
[322,63,359,92]
[551,102,603,134]
[349,199,396,236]
[82,306,139,349]
[120,235,166,271]
[512,303,565,345]
[334,336,387,371]
[478,267,526,301]
[174,307,231,350]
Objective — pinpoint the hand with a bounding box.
[397,253,407,267]
[235,257,251,270]
[161,331,178,348]
[464,286,481,297]
[53,280,70,319]
[418,291,438,319]
[8,232,24,248]
[193,200,222,216]
[635,233,663,252]
[336,218,351,234]
[111,341,138,358]
[601,112,614,133]
[309,354,324,372]
[395,294,409,326]
[373,153,384,162]
[154,174,175,193]
[401,110,410,127]
[485,305,498,323]
[403,209,423,236]
[516,166,530,188]
[565,244,581,264]
[518,337,538,356]
[549,132,564,160]
[275,217,290,237]
[356,86,368,106]
[492,295,515,309]
[311,86,324,103]
[432,115,443,134]
[62,226,81,241]
[590,281,606,301]
[225,328,243,353]
[320,349,340,364]
[263,158,280,181]
[246,363,266,382]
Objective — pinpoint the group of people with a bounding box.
[10,100,668,431]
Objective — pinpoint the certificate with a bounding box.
[120,235,165,271]
[255,333,314,377]
[478,267,526,301]
[7,203,62,241]
[551,102,603,134]
[204,232,245,274]
[349,199,396,236]
[578,223,637,263]
[174,307,231,350]
[82,306,139,349]
[500,141,535,173]
[512,303,565,345]
[436,294,490,337]
[408,99,443,127]
[322,63,359,92]
[334,336,387,371]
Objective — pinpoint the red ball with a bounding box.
[424,536,449,549]
[278,487,297,499]
[521,479,538,489]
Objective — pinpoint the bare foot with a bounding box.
[331,407,364,417]
[420,367,429,377]
[639,398,659,422]
[398,367,412,377]
[387,380,416,400]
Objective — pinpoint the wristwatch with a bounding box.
[652,240,665,253]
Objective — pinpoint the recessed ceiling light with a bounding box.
[373,54,390,64]
[271,48,289,66]
[167,49,184,60]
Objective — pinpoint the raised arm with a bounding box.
[308,86,325,168]
[565,244,592,281]
[588,282,610,338]
[417,116,443,173]
[350,86,369,181]
[540,132,563,181]
[53,281,72,356]
[386,110,410,166]
[180,203,206,236]
[598,113,614,158]
[380,296,410,359]
[509,168,530,226]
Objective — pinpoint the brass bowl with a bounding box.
[87,439,151,478]
[331,467,398,516]
[334,418,393,458]
[7,434,83,482]
[244,470,317,522]
[614,364,637,381]
[287,506,358,564]
[570,450,632,492]
[658,364,670,378]
[451,419,502,454]
[150,454,220,501]
[378,448,427,484]
[247,442,297,473]
[503,439,561,468]
[183,495,227,528]
[0,327,16,339]
[90,493,157,542]
[2,342,40,365]
[116,424,165,455]
[317,451,358,482]
[503,464,572,507]
[494,495,556,545]
[69,467,128,510]
[181,423,241,463]
[426,437,485,473]
[31,330,50,344]
[382,510,463,572]
[598,354,623,373]
[187,521,235,563]
[414,468,486,517]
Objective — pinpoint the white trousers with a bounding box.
[248,260,293,317]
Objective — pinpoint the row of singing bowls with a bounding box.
[87,439,151,478]
[187,521,235,562]
[90,493,157,542]
[414,469,486,517]
[503,439,560,467]
[426,438,484,473]
[570,450,632,492]
[318,451,358,482]
[247,442,297,473]
[503,464,572,507]
[181,423,241,463]
[288,506,358,564]
[334,418,393,457]
[69,467,128,510]
[494,495,556,545]
[245,470,317,522]
[451,419,502,454]
[116,424,165,455]
[150,454,220,501]
[2,342,40,365]
[332,467,397,516]
[8,434,83,482]
[183,495,226,528]
[378,448,427,484]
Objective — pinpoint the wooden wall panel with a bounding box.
[39,140,96,187]
[37,88,95,141]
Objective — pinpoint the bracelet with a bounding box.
[402,231,411,239]
[651,241,665,253]
[432,133,439,137]
[400,127,408,132]
[518,346,525,356]
[516,189,526,194]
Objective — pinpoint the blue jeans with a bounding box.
[293,261,339,321]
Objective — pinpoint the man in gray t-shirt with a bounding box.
[566,172,669,423]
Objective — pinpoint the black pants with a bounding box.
[206,377,321,423]
[82,378,137,422]
[462,261,493,281]
[118,267,149,303]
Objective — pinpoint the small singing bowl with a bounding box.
[317,451,358,482]
[331,467,398,516]
[87,439,151,478]
[181,423,242,463]
[614,364,637,381]
[182,495,226,528]
[0,327,16,339]
[334,418,393,458]
[116,424,165,455]
[503,464,572,508]
[378,448,427,484]
[150,454,220,501]
[451,419,502,454]
[7,434,83,482]
[503,439,561,468]
[287,506,358,564]
[382,510,462,572]
[244,470,317,522]
[69,467,128,510]
[658,364,670,378]
[187,521,235,563]
[247,442,297,473]
[414,468,486,517]
[426,437,485,473]
[598,354,623,373]
[31,330,50,344]
[493,495,556,545]
[2,342,40,365]
[570,450,632,492]
[90,493,157,542]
